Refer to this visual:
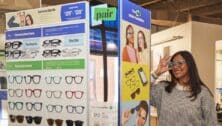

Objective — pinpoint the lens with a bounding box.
[33,89,42,98]
[53,91,62,98]
[66,120,73,126]
[75,106,85,114]
[12,41,22,49]
[131,92,136,99]
[46,91,53,98]
[43,40,50,47]
[65,76,73,84]
[16,115,24,123]
[53,76,62,84]
[5,42,11,49]
[14,75,23,84]
[26,116,33,124]
[47,118,54,126]
[75,120,83,126]
[33,102,42,111]
[74,76,83,84]
[9,115,16,123]
[55,119,63,126]
[34,116,42,124]
[55,105,63,113]
[136,88,140,94]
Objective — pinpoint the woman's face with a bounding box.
[127,26,134,45]
[138,32,145,48]
[136,108,147,126]
[26,16,32,25]
[171,54,189,81]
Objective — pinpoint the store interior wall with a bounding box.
[191,21,222,94]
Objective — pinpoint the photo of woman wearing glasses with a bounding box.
[122,24,138,63]
[137,30,148,64]
[7,11,34,28]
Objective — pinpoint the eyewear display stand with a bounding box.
[5,0,151,126]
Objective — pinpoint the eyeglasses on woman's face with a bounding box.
[168,60,186,68]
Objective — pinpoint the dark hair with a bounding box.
[137,31,147,52]
[125,24,134,47]
[25,14,33,26]
[165,50,212,101]
[136,100,149,120]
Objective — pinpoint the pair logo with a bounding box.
[132,9,141,17]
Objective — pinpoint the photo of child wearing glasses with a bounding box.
[121,100,149,126]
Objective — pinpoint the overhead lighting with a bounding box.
[151,35,183,46]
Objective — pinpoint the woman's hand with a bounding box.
[155,55,171,76]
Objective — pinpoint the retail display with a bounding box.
[5,1,89,126]
[4,0,151,126]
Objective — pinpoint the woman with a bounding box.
[25,14,33,26]
[137,31,148,64]
[122,24,138,63]
[151,50,218,126]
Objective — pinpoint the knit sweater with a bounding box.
[151,81,218,126]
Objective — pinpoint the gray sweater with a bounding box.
[151,81,218,126]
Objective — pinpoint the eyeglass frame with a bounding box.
[65,90,84,99]
[42,39,62,47]
[168,60,186,68]
[66,120,84,126]
[45,76,62,84]
[65,75,84,84]
[8,89,23,97]
[45,90,63,98]
[46,104,63,113]
[42,49,61,57]
[9,115,24,123]
[8,101,23,110]
[130,88,140,99]
[47,118,63,126]
[66,105,85,114]
[25,102,43,111]
[25,116,42,124]
[24,75,41,84]
[25,89,42,98]
[5,41,22,50]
